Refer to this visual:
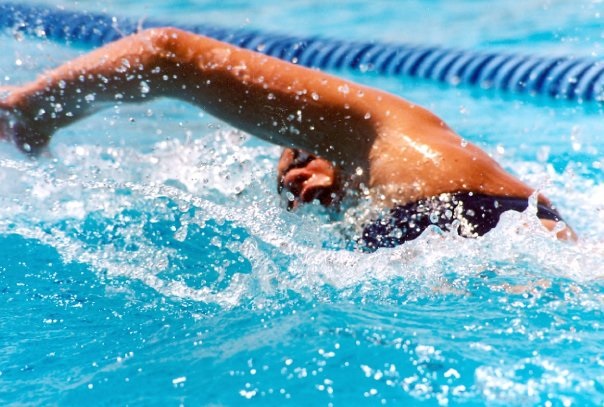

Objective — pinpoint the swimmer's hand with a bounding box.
[277,148,342,210]
[0,87,50,154]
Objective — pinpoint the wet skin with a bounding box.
[0,27,575,239]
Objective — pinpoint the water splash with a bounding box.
[0,128,602,314]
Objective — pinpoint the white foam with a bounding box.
[0,129,602,309]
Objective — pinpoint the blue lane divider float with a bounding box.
[1,2,604,102]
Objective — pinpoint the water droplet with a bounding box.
[537,146,550,162]
[174,224,188,242]
[570,125,582,151]
[364,112,371,120]
[58,80,66,89]
[34,26,46,38]
[311,92,319,101]
[267,93,275,100]
[84,93,95,103]
[337,84,350,94]
[139,81,150,95]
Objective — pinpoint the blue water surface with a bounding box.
[1,1,604,405]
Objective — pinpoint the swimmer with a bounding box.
[0,28,576,247]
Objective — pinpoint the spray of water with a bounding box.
[0,127,601,314]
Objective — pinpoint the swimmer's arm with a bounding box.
[1,27,391,172]
[0,27,577,241]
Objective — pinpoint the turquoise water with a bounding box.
[2,0,604,405]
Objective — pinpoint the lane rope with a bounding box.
[1,2,603,102]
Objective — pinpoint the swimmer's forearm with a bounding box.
[6,30,180,137]
[7,28,388,170]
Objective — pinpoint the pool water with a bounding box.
[1,0,604,405]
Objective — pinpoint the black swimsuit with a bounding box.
[361,192,562,250]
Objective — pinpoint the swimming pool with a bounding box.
[1,0,604,405]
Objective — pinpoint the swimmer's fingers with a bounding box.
[0,87,51,154]
[0,110,50,154]
[0,87,17,141]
